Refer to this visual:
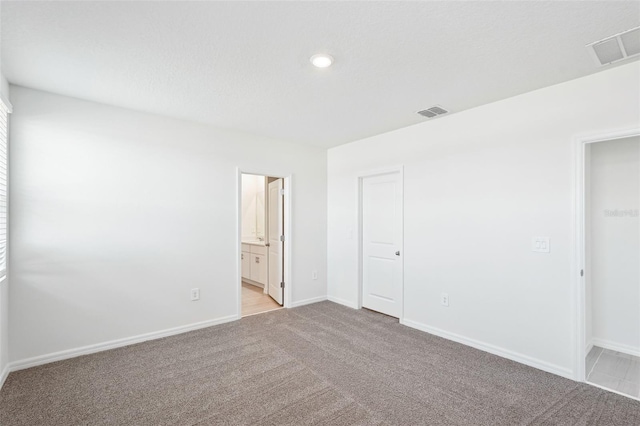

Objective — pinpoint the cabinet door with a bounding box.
[251,254,268,285]
[241,252,251,279]
[257,254,268,284]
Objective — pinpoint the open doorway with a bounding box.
[239,173,286,317]
[576,130,640,400]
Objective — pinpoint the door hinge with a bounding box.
[280,235,285,242]
[580,269,584,277]
[280,281,285,288]
[279,189,285,196]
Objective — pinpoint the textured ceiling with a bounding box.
[2,1,639,148]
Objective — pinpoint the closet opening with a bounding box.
[576,130,640,400]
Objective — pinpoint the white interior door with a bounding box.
[362,172,403,318]
[268,179,284,305]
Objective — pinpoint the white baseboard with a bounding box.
[400,318,574,380]
[242,278,264,289]
[8,314,238,372]
[327,295,359,309]
[0,364,9,391]
[592,338,640,358]
[585,340,594,355]
[291,296,327,308]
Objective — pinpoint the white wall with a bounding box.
[327,61,640,378]
[0,281,7,382]
[0,90,8,380]
[8,86,327,364]
[589,136,640,354]
[0,1,11,381]
[0,5,8,100]
[241,174,266,240]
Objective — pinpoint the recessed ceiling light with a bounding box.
[310,54,334,68]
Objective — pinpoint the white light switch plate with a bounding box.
[191,288,200,301]
[532,237,550,253]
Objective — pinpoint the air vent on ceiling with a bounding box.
[417,105,449,119]
[587,26,640,66]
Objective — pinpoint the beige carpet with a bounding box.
[1,301,639,425]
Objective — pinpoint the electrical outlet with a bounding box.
[441,293,449,307]
[191,288,200,301]
[312,270,318,280]
[532,237,550,253]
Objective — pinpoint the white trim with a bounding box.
[356,165,404,318]
[571,132,585,382]
[573,127,640,382]
[401,318,573,380]
[242,278,264,289]
[574,128,640,145]
[283,175,293,308]
[592,338,640,358]
[236,169,243,320]
[8,314,237,372]
[585,340,594,356]
[0,364,9,390]
[327,296,359,309]
[290,296,327,308]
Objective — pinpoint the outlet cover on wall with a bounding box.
[532,237,550,253]
[191,288,200,301]
[441,293,449,307]
[312,270,318,280]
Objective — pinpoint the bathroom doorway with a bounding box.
[238,172,288,317]
[575,130,640,400]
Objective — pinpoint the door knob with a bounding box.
[395,251,400,256]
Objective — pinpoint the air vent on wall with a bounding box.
[587,26,640,66]
[417,105,449,119]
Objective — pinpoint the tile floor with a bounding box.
[586,346,640,399]
[241,282,282,317]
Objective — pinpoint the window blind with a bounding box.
[0,99,8,275]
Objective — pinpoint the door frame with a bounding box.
[236,168,293,319]
[572,127,640,381]
[356,165,404,318]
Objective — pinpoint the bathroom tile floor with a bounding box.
[587,346,640,399]
[241,281,282,317]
